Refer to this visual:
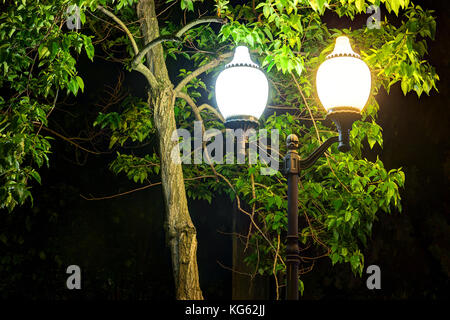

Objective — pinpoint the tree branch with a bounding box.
[176,91,202,121]
[174,52,233,93]
[131,35,181,68]
[97,5,139,55]
[96,5,159,88]
[134,63,159,88]
[175,16,227,37]
[198,103,224,123]
[80,175,217,201]
[175,91,221,179]
[96,8,227,92]
[32,122,102,155]
[81,181,162,201]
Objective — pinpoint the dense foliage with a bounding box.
[0,0,94,210]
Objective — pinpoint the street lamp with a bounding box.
[285,36,371,299]
[214,38,371,300]
[215,46,269,130]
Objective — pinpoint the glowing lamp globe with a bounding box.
[316,36,372,152]
[316,36,371,113]
[215,46,269,129]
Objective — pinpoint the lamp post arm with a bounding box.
[298,136,339,170]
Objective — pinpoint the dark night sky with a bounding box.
[0,0,448,300]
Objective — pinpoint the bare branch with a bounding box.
[81,181,162,201]
[214,170,286,267]
[216,260,253,277]
[36,88,59,136]
[174,52,233,93]
[32,122,102,155]
[245,170,257,250]
[273,233,281,300]
[290,72,322,142]
[81,175,217,201]
[267,105,297,110]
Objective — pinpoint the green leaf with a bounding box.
[263,5,270,18]
[68,78,78,95]
[246,34,254,47]
[390,0,400,15]
[348,161,354,172]
[298,279,305,296]
[50,41,59,59]
[275,196,282,208]
[368,136,376,149]
[181,0,194,11]
[39,251,46,260]
[308,0,326,12]
[187,1,194,12]
[79,9,86,24]
[355,0,365,12]
[331,252,340,265]
[29,170,41,184]
[345,211,351,222]
[76,76,84,92]
[38,45,49,59]
[109,134,119,149]
[401,79,408,95]
[350,254,360,271]
[83,37,94,61]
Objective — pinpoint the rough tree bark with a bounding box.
[137,0,203,300]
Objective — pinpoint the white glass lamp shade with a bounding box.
[316,36,371,113]
[215,46,269,121]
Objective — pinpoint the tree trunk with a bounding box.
[137,0,203,300]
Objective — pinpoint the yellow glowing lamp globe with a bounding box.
[316,36,372,152]
[215,46,269,129]
[316,36,371,114]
